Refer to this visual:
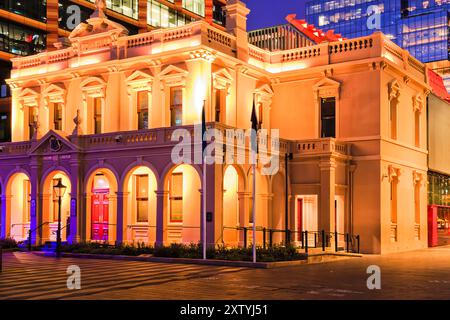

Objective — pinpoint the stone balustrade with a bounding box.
[0,123,287,157]
[10,21,426,84]
[294,138,350,156]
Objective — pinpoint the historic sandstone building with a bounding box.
[0,1,431,253]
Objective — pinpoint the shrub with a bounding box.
[60,241,154,256]
[153,243,306,262]
[58,241,306,262]
[0,237,18,249]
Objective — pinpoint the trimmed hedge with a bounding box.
[58,242,306,262]
[0,237,18,249]
[60,241,153,256]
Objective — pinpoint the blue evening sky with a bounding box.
[245,0,306,31]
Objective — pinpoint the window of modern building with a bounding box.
[0,1,47,23]
[0,112,11,142]
[170,87,183,126]
[183,0,205,17]
[428,172,450,206]
[320,97,336,138]
[94,97,102,134]
[148,0,194,28]
[28,107,38,140]
[0,19,46,56]
[213,1,226,25]
[0,60,11,99]
[0,84,9,98]
[53,103,63,131]
[137,91,149,130]
[87,0,138,19]
[170,172,183,223]
[135,174,149,223]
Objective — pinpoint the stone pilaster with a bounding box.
[319,158,337,234]
[115,191,128,244]
[155,190,168,246]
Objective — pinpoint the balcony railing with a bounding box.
[0,123,287,156]
[11,21,237,72]
[294,137,351,156]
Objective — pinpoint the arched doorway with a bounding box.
[41,170,71,242]
[222,165,245,246]
[85,168,118,243]
[5,172,31,241]
[163,164,201,244]
[122,166,157,245]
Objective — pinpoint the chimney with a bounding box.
[226,0,250,62]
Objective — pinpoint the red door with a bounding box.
[92,191,109,241]
[297,198,303,241]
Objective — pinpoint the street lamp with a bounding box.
[53,179,67,258]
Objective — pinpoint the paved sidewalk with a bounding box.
[0,246,449,299]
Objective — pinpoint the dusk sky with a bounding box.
[245,0,306,31]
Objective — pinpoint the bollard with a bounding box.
[304,230,308,253]
[335,231,338,252]
[322,230,325,251]
[243,227,247,248]
[263,228,266,249]
[357,235,360,253]
[314,233,317,248]
[346,233,349,252]
[28,230,32,252]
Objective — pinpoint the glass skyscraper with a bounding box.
[305,0,450,88]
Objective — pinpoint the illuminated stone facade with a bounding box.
[0,1,432,254]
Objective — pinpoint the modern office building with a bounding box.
[0,1,434,254]
[0,0,227,142]
[304,0,450,90]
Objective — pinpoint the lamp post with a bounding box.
[53,179,67,258]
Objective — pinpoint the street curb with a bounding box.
[31,251,361,268]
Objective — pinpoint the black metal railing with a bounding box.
[27,221,50,251]
[221,226,360,253]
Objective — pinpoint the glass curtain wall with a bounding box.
[0,19,46,56]
[305,0,450,63]
[87,0,139,19]
[429,171,450,206]
[0,1,47,23]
